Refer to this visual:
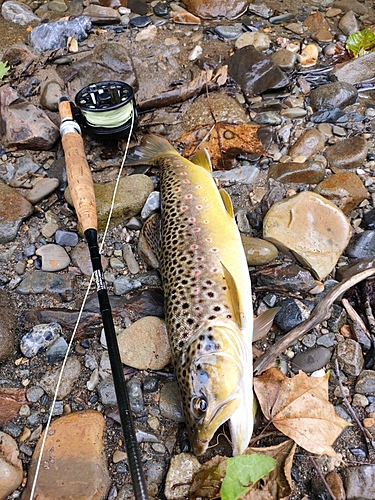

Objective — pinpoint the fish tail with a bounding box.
[127,134,179,165]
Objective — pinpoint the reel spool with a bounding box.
[75,81,138,140]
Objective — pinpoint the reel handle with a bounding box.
[58,97,97,232]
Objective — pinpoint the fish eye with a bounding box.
[192,396,208,418]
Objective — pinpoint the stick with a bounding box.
[254,267,375,374]
[58,97,149,500]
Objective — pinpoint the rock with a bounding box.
[117,316,171,370]
[122,244,140,275]
[0,182,33,244]
[212,164,259,185]
[338,10,360,35]
[141,191,161,219]
[363,208,375,230]
[113,276,142,295]
[333,0,367,15]
[333,52,375,85]
[346,230,375,260]
[98,379,117,406]
[299,43,319,67]
[54,230,79,247]
[315,172,368,215]
[16,271,75,301]
[235,32,271,51]
[325,472,346,500]
[70,242,108,276]
[335,339,364,376]
[56,42,138,100]
[45,336,69,364]
[40,81,64,112]
[325,136,368,170]
[126,378,144,413]
[0,85,59,150]
[303,12,332,42]
[83,4,120,23]
[39,357,81,399]
[271,48,298,71]
[22,411,110,500]
[227,45,289,97]
[159,381,184,422]
[29,16,91,52]
[0,291,16,363]
[20,322,62,358]
[310,82,358,111]
[268,157,326,184]
[355,370,375,394]
[263,191,351,280]
[289,129,326,159]
[182,0,249,20]
[343,466,375,500]
[274,298,315,332]
[255,263,316,292]
[26,178,60,204]
[65,175,154,231]
[36,244,71,272]
[213,25,242,40]
[240,235,278,266]
[1,0,40,25]
[0,431,23,499]
[164,453,200,500]
[292,346,332,373]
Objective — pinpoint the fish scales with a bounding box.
[132,135,254,456]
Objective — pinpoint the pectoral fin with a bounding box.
[221,262,243,329]
[138,213,161,269]
[253,307,280,342]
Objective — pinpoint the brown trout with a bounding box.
[133,134,254,456]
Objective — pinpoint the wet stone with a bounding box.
[20,323,62,358]
[129,15,152,28]
[355,370,375,394]
[333,52,375,85]
[54,229,79,247]
[252,111,282,126]
[141,191,161,219]
[315,172,368,215]
[346,230,375,260]
[363,208,375,230]
[255,263,316,292]
[274,298,315,332]
[212,164,259,185]
[292,346,332,373]
[327,304,347,333]
[268,158,325,184]
[159,381,184,422]
[271,49,298,71]
[325,136,368,170]
[240,235,278,266]
[0,290,16,363]
[36,244,70,272]
[113,276,142,295]
[214,25,243,40]
[336,339,364,376]
[310,82,358,111]
[153,2,168,16]
[289,128,326,160]
[70,242,108,276]
[126,378,144,414]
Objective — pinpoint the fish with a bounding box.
[131,134,255,456]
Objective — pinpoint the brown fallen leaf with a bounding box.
[253,368,285,421]
[189,455,227,499]
[254,370,350,457]
[178,122,267,170]
[0,387,28,425]
[246,440,296,500]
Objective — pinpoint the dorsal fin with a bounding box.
[219,188,234,218]
[253,307,280,342]
[221,262,242,329]
[190,149,212,172]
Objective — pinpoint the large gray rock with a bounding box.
[0,85,59,150]
[333,52,375,85]
[29,16,91,52]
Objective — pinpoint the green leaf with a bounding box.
[346,28,375,58]
[0,61,11,80]
[220,454,276,500]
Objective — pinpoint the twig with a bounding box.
[254,267,375,374]
[333,358,373,444]
[342,298,372,344]
[365,298,375,336]
[307,453,338,500]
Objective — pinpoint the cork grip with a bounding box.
[61,132,98,232]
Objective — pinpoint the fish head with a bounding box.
[179,320,253,456]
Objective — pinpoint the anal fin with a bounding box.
[138,213,161,269]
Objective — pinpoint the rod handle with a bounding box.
[58,100,98,232]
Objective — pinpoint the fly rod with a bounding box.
[58,96,149,500]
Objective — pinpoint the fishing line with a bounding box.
[29,100,137,499]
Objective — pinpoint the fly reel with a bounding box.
[75,80,138,140]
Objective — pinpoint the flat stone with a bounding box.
[263,191,352,280]
[65,174,154,231]
[117,316,171,370]
[83,5,120,23]
[0,290,16,363]
[22,411,110,500]
[346,230,375,260]
[268,158,325,184]
[338,10,360,35]
[0,431,23,499]
[255,263,316,292]
[26,178,60,204]
[39,357,81,399]
[335,339,364,376]
[333,52,375,85]
[271,48,298,71]
[289,128,326,159]
[159,381,184,422]
[54,230,79,247]
[310,82,358,111]
[182,0,249,20]
[1,0,40,25]
[235,32,271,51]
[355,370,375,394]
[292,346,332,373]
[16,270,74,301]
[333,0,368,15]
[325,136,368,170]
[70,242,108,276]
[164,453,201,500]
[0,182,33,244]
[240,235,278,266]
[36,244,71,272]
[315,172,368,214]
[0,84,59,150]
[343,466,375,500]
[303,11,332,41]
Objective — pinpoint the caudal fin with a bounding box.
[127,134,179,165]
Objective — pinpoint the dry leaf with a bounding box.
[253,368,285,420]
[0,387,28,424]
[189,455,227,499]
[246,440,296,500]
[254,370,350,457]
[178,122,266,170]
